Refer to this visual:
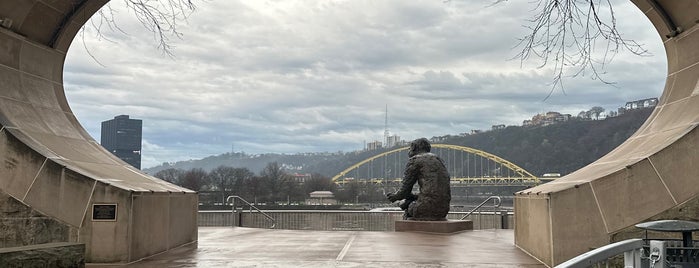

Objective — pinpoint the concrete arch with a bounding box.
[514,0,699,266]
[0,1,196,263]
[1,0,696,266]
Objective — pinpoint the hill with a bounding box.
[144,108,653,178]
[442,108,653,176]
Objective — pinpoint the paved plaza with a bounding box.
[88,227,544,267]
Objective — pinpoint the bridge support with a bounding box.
[515,0,699,266]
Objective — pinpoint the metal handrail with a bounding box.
[554,239,643,268]
[226,195,276,228]
[460,196,501,220]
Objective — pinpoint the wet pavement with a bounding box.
[88,227,545,267]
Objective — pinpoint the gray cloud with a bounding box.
[63,0,666,168]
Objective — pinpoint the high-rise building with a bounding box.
[101,115,142,169]
[386,134,401,148]
[366,140,383,151]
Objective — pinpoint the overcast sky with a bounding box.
[63,0,667,168]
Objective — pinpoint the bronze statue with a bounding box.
[387,138,451,220]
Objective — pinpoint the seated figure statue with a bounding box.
[387,138,451,221]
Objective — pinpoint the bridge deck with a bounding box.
[90,227,544,267]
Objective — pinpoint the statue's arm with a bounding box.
[387,158,419,201]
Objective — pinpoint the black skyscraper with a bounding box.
[101,115,142,169]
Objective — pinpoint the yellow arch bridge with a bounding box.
[332,144,540,187]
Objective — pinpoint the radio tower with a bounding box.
[384,104,389,148]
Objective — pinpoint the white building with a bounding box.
[306,191,337,205]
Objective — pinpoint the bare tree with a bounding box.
[180,168,208,191]
[512,0,649,97]
[208,166,236,203]
[260,162,292,203]
[153,168,183,184]
[244,176,267,204]
[86,0,198,56]
[577,110,590,119]
[588,106,605,120]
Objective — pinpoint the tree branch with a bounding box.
[511,0,649,99]
[85,0,199,57]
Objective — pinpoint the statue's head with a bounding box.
[408,138,431,157]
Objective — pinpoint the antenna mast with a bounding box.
[384,104,389,148]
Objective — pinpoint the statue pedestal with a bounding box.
[394,220,473,234]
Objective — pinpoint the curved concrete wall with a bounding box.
[0,0,197,263]
[515,0,699,266]
[1,0,694,265]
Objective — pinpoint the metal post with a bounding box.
[500,210,508,229]
[623,248,642,268]
[232,198,238,227]
[682,231,693,247]
[682,231,692,262]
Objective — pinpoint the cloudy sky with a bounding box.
[63,0,667,168]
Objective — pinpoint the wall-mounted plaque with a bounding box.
[92,204,118,221]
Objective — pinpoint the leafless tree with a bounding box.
[85,0,198,57]
[512,0,649,97]
[180,168,208,191]
[208,166,237,203]
[153,167,183,184]
[588,106,605,120]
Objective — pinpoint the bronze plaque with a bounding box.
[92,204,117,221]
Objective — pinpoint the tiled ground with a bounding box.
[88,227,545,267]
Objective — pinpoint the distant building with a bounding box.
[306,191,337,205]
[621,97,659,114]
[366,140,383,151]
[524,112,571,127]
[281,163,303,171]
[101,115,142,169]
[491,124,506,131]
[291,173,312,184]
[386,134,401,148]
[430,136,448,142]
[470,129,483,135]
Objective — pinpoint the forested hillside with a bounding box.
[443,108,652,176]
[144,108,653,178]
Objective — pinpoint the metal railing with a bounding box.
[555,239,644,268]
[461,196,501,220]
[199,210,513,231]
[226,195,276,228]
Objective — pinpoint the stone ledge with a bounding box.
[0,242,85,268]
[0,189,73,248]
[395,219,473,234]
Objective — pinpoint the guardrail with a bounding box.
[199,210,513,231]
[557,220,699,268]
[554,239,644,268]
[461,196,501,220]
[226,196,276,228]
